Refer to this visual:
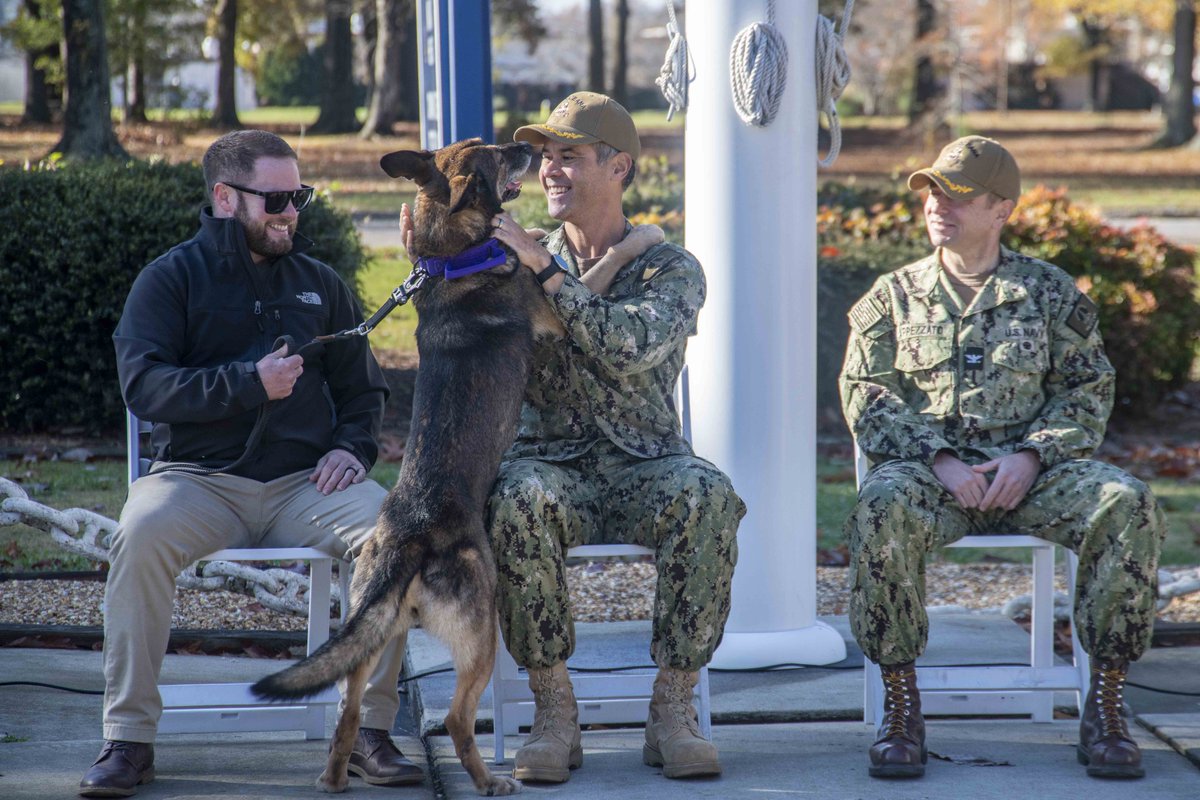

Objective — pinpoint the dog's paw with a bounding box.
[316,770,349,794]
[621,223,665,256]
[479,774,522,796]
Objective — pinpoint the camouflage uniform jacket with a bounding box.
[839,245,1114,469]
[504,223,704,462]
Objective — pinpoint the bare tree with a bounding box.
[360,0,416,138]
[53,0,128,159]
[125,1,148,122]
[587,0,604,94]
[910,0,940,121]
[311,0,359,134]
[611,0,629,106]
[1154,0,1196,147]
[212,0,240,128]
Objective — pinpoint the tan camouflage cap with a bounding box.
[908,135,1021,201]
[514,91,641,160]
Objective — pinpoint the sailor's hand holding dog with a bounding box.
[255,342,304,400]
[310,448,367,495]
[492,211,565,293]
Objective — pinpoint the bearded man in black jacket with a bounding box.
[80,130,421,797]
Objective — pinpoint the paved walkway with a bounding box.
[2,614,1197,799]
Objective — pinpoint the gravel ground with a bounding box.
[3,562,1199,632]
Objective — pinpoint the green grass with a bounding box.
[358,249,420,354]
[1041,182,1200,216]
[7,451,1196,572]
[0,460,126,571]
[332,189,415,216]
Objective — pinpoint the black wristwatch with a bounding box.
[535,254,567,285]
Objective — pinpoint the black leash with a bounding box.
[147,268,429,477]
[315,266,428,345]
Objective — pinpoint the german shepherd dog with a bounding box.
[251,138,660,795]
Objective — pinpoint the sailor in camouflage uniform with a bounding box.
[839,136,1164,781]
[487,92,744,783]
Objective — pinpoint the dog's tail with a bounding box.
[250,538,425,701]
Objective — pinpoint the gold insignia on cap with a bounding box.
[930,168,974,195]
[535,124,587,140]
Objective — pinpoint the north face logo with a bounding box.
[296,291,322,305]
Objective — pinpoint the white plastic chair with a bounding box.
[127,411,350,739]
[854,443,1089,724]
[489,368,713,764]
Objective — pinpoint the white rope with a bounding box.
[729,0,788,127]
[655,0,693,121]
[815,0,855,167]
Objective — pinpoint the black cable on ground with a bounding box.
[10,665,1200,699]
[0,681,103,695]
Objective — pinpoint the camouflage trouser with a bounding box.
[486,441,744,672]
[847,457,1165,666]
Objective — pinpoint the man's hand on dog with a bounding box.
[310,448,368,494]
[492,211,565,292]
[256,342,304,400]
[399,203,416,257]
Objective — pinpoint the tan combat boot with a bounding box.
[1078,659,1144,778]
[512,662,582,783]
[643,667,720,778]
[868,661,926,778]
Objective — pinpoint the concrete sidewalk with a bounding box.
[2,614,1197,799]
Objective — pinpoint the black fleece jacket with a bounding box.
[113,208,388,482]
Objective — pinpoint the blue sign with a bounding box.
[416,0,494,147]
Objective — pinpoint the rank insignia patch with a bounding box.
[1066,293,1099,338]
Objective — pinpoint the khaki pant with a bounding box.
[102,469,402,743]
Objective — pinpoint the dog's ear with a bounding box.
[447,170,481,215]
[448,167,499,215]
[380,150,436,186]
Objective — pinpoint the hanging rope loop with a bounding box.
[655,0,694,121]
[729,0,788,127]
[816,0,856,167]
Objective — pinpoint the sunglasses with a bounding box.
[223,182,315,214]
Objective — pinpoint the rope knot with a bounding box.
[729,2,789,128]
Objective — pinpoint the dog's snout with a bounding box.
[506,142,535,176]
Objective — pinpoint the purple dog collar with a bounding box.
[418,238,508,280]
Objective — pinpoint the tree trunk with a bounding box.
[611,0,629,107]
[910,0,938,121]
[311,0,360,134]
[212,0,240,128]
[587,0,604,94]
[1156,1,1197,147]
[125,6,147,123]
[53,0,128,159]
[21,0,56,124]
[360,0,415,137]
[23,51,52,124]
[1081,18,1107,113]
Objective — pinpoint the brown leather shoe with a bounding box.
[347,728,424,786]
[868,661,926,778]
[78,740,155,797]
[1078,659,1144,779]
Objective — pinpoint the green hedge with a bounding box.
[815,182,1200,422]
[0,160,366,435]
